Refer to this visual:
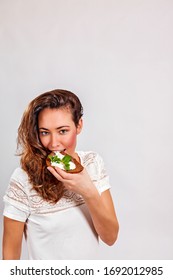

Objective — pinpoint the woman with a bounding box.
[3,89,119,259]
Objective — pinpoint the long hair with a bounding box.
[17,89,83,203]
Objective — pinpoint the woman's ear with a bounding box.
[76,118,83,135]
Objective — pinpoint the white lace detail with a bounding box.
[4,178,85,215]
[4,179,30,212]
[29,189,85,214]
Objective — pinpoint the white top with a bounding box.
[3,151,111,260]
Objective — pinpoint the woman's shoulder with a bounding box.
[77,151,104,166]
[10,167,29,185]
[78,150,98,159]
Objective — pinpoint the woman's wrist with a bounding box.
[82,183,100,201]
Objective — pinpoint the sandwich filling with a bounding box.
[48,151,76,171]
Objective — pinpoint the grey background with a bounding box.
[0,0,173,259]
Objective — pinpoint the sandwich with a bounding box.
[46,151,83,173]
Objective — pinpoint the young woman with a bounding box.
[2,89,119,259]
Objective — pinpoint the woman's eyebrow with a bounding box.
[39,127,49,130]
[56,126,70,129]
[39,126,70,130]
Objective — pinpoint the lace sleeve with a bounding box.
[83,152,111,194]
[3,168,30,221]
[94,153,111,194]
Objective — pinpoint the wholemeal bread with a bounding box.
[46,151,83,173]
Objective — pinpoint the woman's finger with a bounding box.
[54,166,74,180]
[47,166,64,181]
[47,166,72,181]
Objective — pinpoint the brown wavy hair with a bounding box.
[17,89,83,203]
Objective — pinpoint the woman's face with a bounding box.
[38,107,82,157]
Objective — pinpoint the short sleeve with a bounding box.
[3,168,30,222]
[80,151,111,195]
[94,153,111,194]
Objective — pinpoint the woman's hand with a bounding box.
[47,166,98,198]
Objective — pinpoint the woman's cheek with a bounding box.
[65,133,77,148]
[39,136,48,148]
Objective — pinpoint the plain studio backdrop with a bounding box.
[0,0,173,260]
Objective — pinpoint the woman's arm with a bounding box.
[3,216,25,260]
[47,166,119,245]
[84,188,119,245]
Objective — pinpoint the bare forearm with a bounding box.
[3,242,21,260]
[84,189,119,246]
[3,217,24,260]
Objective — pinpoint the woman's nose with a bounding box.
[50,134,60,148]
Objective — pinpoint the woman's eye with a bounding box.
[40,131,49,136]
[59,129,68,135]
